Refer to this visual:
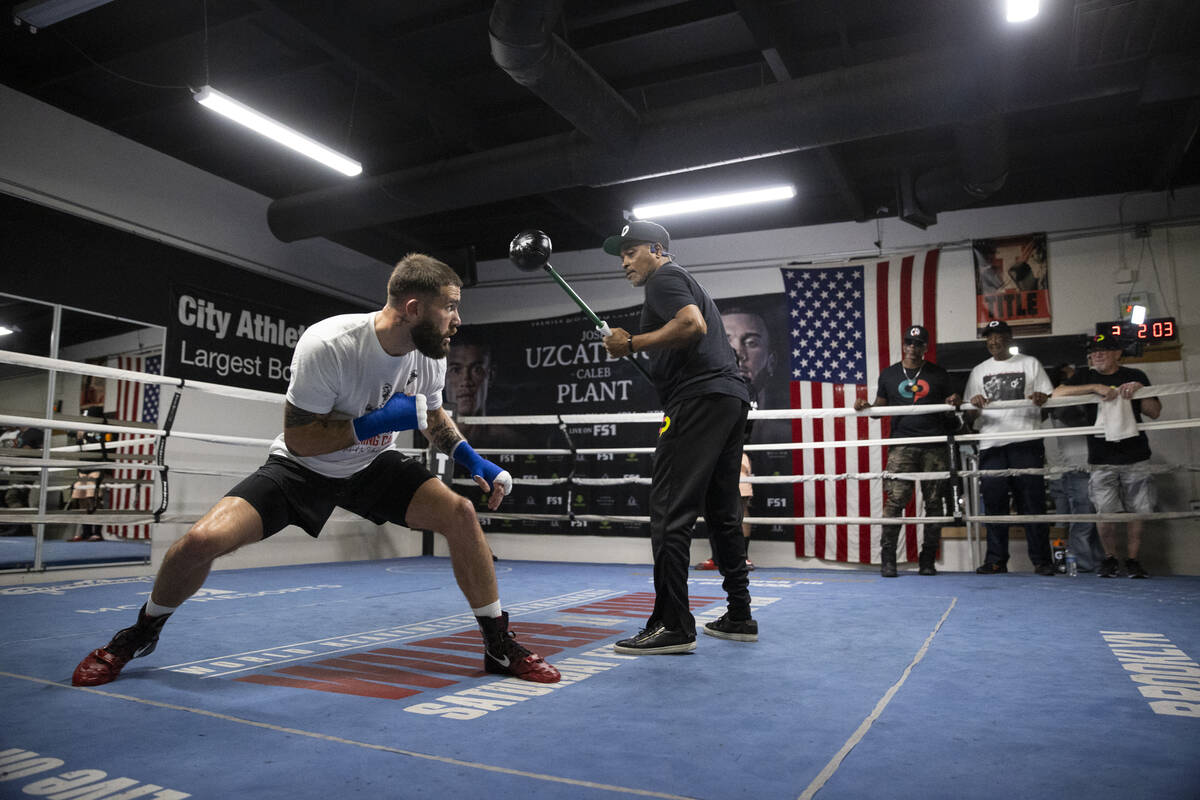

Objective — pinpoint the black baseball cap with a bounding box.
[602,220,670,256]
[1087,332,1123,351]
[903,325,929,345]
[983,319,1011,336]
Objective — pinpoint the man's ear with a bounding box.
[403,297,421,319]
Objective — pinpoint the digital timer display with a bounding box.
[1095,317,1178,343]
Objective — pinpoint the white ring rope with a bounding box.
[0,349,284,405]
[5,350,1200,535]
[0,413,276,449]
[458,381,1200,427]
[0,458,160,472]
[50,436,160,453]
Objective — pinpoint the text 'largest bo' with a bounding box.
[509,229,553,272]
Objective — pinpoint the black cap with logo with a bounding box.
[1086,332,1124,351]
[602,220,671,256]
[983,319,1011,337]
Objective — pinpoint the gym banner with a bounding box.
[164,283,311,393]
[450,293,796,541]
[972,232,1052,336]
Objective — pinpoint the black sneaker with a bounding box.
[1125,558,1149,579]
[613,624,696,655]
[1035,562,1056,576]
[880,562,898,578]
[1098,555,1121,578]
[976,562,1007,574]
[702,613,758,642]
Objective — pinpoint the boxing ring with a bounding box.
[2,350,1199,800]
[4,349,1200,570]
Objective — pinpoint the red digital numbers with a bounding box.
[1098,318,1176,343]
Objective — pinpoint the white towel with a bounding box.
[1097,398,1138,441]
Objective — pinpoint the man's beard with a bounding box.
[412,318,449,359]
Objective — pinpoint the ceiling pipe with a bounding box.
[900,115,1010,229]
[267,47,1139,243]
[489,0,640,151]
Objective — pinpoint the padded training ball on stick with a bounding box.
[509,229,553,272]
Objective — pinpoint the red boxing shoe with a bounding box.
[72,648,131,686]
[479,611,561,683]
[485,648,562,683]
[71,606,168,687]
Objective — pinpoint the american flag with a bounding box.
[106,353,161,539]
[783,250,940,564]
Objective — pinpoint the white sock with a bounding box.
[472,600,502,619]
[144,598,178,618]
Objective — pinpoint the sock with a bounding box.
[144,598,178,619]
[472,600,502,619]
[743,537,750,558]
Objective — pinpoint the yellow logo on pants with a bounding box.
[659,415,671,437]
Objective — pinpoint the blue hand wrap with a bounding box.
[351,393,427,442]
[452,441,502,483]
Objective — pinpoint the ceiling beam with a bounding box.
[734,0,867,222]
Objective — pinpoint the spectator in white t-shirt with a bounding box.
[965,320,1054,575]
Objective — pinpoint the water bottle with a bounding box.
[1051,538,1067,574]
[1066,549,1078,577]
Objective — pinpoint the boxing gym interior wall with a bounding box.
[2,81,1200,578]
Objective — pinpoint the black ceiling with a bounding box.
[3,0,1199,268]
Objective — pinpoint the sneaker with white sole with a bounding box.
[702,613,758,642]
[613,624,696,655]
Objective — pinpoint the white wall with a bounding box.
[0,84,387,306]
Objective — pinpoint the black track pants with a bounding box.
[648,393,751,635]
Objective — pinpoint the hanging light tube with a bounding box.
[632,184,795,219]
[193,85,362,177]
[1006,0,1039,23]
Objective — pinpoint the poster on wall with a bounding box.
[164,283,312,393]
[971,232,1051,336]
[448,293,797,542]
[711,294,795,542]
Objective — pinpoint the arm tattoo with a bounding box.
[426,408,464,454]
[284,401,333,429]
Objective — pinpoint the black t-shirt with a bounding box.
[639,262,750,408]
[875,360,954,438]
[1065,365,1152,464]
[15,427,44,449]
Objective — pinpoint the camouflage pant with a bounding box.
[882,444,952,547]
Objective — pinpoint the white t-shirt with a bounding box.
[267,312,445,478]
[964,353,1052,450]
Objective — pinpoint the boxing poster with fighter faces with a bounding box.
[447,293,796,542]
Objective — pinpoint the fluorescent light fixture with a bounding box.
[0,325,16,337]
[1006,0,1039,23]
[632,184,796,219]
[193,86,362,177]
[13,0,114,29]
[1130,304,1147,325]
